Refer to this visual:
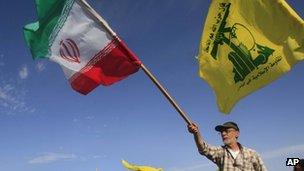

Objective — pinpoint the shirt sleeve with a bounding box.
[252,151,267,171]
[198,141,224,165]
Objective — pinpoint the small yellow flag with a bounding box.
[122,160,163,171]
[198,0,304,113]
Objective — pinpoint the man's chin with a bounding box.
[223,139,231,145]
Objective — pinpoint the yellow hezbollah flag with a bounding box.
[198,0,304,113]
[122,160,163,171]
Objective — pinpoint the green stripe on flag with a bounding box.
[23,0,74,59]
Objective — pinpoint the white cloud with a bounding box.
[73,118,79,123]
[29,153,77,164]
[0,62,35,114]
[19,66,29,79]
[262,144,304,159]
[93,155,102,159]
[85,115,95,120]
[36,62,45,72]
[0,83,35,114]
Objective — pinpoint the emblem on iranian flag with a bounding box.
[59,39,81,63]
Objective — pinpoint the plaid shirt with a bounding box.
[198,142,267,171]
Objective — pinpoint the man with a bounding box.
[294,159,304,171]
[188,121,267,171]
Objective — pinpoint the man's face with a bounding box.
[219,128,239,146]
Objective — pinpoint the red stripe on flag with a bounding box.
[69,37,142,95]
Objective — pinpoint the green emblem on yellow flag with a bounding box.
[198,0,304,113]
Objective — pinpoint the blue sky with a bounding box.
[0,0,303,171]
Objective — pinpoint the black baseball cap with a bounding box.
[215,121,239,132]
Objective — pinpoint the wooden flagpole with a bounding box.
[78,0,192,125]
[140,64,192,125]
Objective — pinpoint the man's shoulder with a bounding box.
[242,146,256,152]
[241,145,261,156]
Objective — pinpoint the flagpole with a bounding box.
[140,64,192,125]
[78,0,192,125]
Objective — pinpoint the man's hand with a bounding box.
[187,123,199,134]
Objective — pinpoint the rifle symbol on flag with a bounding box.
[210,3,275,83]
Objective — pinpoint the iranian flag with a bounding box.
[23,0,142,95]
